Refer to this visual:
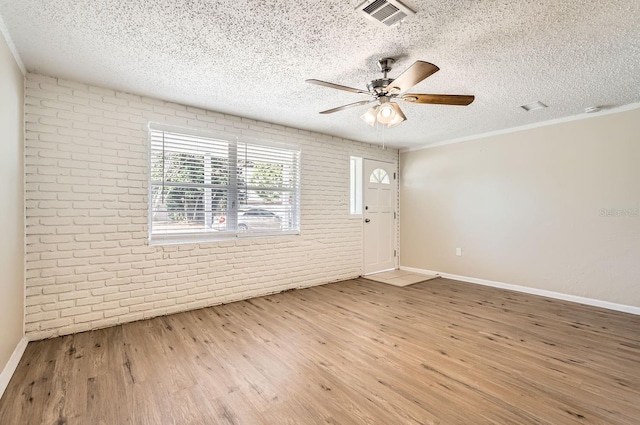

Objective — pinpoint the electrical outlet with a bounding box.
[456,248,462,256]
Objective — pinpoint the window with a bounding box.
[149,124,300,243]
[350,156,363,215]
[369,168,390,184]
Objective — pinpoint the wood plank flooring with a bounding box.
[1,277,639,424]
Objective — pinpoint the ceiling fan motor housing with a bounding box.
[367,78,395,95]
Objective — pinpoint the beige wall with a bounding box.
[400,107,640,307]
[0,31,24,372]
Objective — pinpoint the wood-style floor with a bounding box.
[1,278,639,424]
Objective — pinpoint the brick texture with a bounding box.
[24,73,398,339]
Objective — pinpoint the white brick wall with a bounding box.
[24,73,398,339]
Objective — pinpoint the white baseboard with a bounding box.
[0,336,28,400]
[399,266,640,315]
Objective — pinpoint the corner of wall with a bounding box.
[0,337,28,400]
[0,13,26,76]
[22,63,26,341]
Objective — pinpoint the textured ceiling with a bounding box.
[1,0,639,148]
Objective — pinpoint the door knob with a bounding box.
[365,218,370,223]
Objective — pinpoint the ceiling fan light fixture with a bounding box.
[386,115,406,128]
[386,103,407,127]
[361,106,378,126]
[377,102,397,124]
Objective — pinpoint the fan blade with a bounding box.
[319,100,376,114]
[401,94,475,106]
[386,61,439,94]
[306,79,370,95]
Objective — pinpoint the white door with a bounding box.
[363,159,396,274]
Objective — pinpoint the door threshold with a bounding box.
[364,267,397,276]
[363,269,440,287]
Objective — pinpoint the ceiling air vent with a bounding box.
[356,0,416,28]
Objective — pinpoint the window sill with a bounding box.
[149,230,301,246]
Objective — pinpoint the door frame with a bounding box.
[362,158,398,275]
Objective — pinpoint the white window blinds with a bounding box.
[149,125,301,243]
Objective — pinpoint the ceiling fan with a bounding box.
[306,58,474,128]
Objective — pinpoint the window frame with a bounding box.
[148,123,301,245]
[369,167,391,184]
[349,156,363,216]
